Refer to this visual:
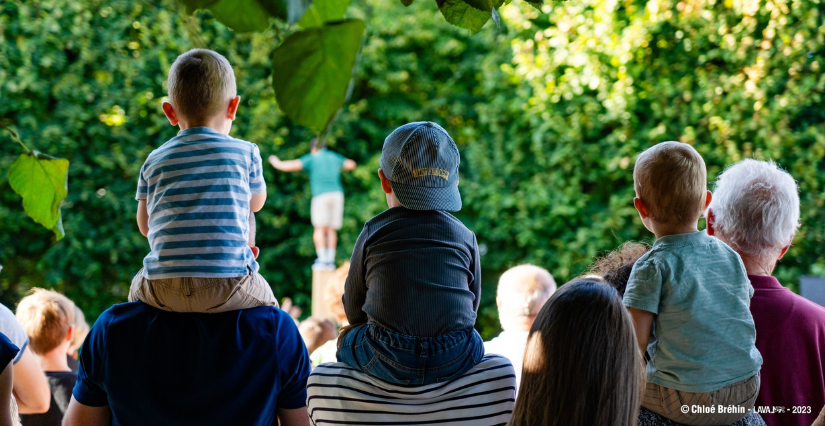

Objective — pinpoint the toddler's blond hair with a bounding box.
[634,141,707,225]
[16,288,76,355]
[167,48,237,123]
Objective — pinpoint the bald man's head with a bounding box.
[496,264,556,331]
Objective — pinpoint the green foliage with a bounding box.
[438,0,492,34]
[179,0,312,28]
[2,0,825,344]
[272,19,366,132]
[8,151,69,240]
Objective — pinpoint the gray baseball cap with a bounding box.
[379,121,461,211]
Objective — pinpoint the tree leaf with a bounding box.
[298,0,350,28]
[271,18,365,132]
[524,0,544,11]
[399,0,414,5]
[8,151,69,240]
[177,0,312,30]
[438,0,490,34]
[462,0,494,11]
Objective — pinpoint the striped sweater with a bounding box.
[307,355,516,425]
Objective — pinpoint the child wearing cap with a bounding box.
[337,122,485,385]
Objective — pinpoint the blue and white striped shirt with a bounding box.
[136,127,265,280]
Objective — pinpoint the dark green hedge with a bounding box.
[2,0,823,339]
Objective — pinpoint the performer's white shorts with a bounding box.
[311,191,344,230]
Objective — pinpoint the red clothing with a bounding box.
[749,274,825,426]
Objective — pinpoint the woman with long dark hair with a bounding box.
[508,277,642,426]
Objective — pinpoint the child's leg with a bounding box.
[336,325,485,386]
[642,374,759,426]
[129,270,278,313]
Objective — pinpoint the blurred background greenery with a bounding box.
[1,0,823,339]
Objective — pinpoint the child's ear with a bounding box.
[633,197,650,219]
[703,190,712,209]
[378,169,393,194]
[249,245,260,259]
[162,102,179,126]
[227,96,241,120]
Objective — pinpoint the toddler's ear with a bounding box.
[633,197,650,219]
[227,96,241,120]
[161,102,179,126]
[703,190,712,209]
[249,245,260,259]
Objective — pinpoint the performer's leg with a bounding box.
[313,226,325,260]
[326,227,337,263]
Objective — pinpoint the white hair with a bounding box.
[708,159,800,260]
[497,264,556,318]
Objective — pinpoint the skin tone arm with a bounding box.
[278,407,311,426]
[343,159,356,171]
[0,361,13,426]
[628,307,655,356]
[268,155,304,172]
[137,199,149,237]
[62,398,111,426]
[13,346,50,414]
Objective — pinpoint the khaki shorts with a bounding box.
[129,268,278,313]
[642,373,760,426]
[311,191,344,230]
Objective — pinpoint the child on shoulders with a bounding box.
[337,122,485,385]
[625,141,762,425]
[130,49,277,313]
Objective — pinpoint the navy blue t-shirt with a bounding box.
[73,302,311,426]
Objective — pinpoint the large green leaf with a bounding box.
[298,0,349,28]
[8,151,69,240]
[177,0,311,30]
[438,0,491,34]
[271,18,365,132]
[462,0,494,11]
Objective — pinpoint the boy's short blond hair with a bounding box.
[167,48,237,122]
[634,141,707,225]
[16,288,76,355]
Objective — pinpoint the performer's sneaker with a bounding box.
[312,259,336,271]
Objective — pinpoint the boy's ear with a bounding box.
[633,197,650,219]
[249,245,260,259]
[227,96,241,120]
[162,102,179,126]
[378,169,393,194]
[66,325,74,342]
[703,190,712,210]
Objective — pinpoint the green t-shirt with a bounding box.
[623,231,762,393]
[300,149,346,197]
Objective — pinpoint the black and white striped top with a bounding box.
[306,355,516,425]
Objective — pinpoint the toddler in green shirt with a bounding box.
[625,141,762,425]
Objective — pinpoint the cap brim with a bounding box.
[389,180,462,212]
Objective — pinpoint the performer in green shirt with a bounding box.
[269,139,356,269]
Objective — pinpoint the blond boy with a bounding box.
[16,289,78,425]
[131,49,277,312]
[624,142,762,425]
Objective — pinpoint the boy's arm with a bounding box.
[250,193,266,213]
[137,200,149,237]
[62,398,111,426]
[342,227,369,325]
[268,156,304,172]
[628,307,655,356]
[470,234,482,312]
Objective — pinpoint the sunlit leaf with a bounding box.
[271,18,365,132]
[462,0,494,11]
[438,0,490,34]
[8,151,69,240]
[298,0,349,28]
[177,0,311,30]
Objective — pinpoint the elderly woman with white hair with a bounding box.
[707,159,825,426]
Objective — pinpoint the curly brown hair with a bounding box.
[587,242,649,297]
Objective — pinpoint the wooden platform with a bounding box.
[311,269,336,320]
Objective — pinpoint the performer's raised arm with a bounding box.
[268,155,304,172]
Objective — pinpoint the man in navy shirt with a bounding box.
[62,302,311,426]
